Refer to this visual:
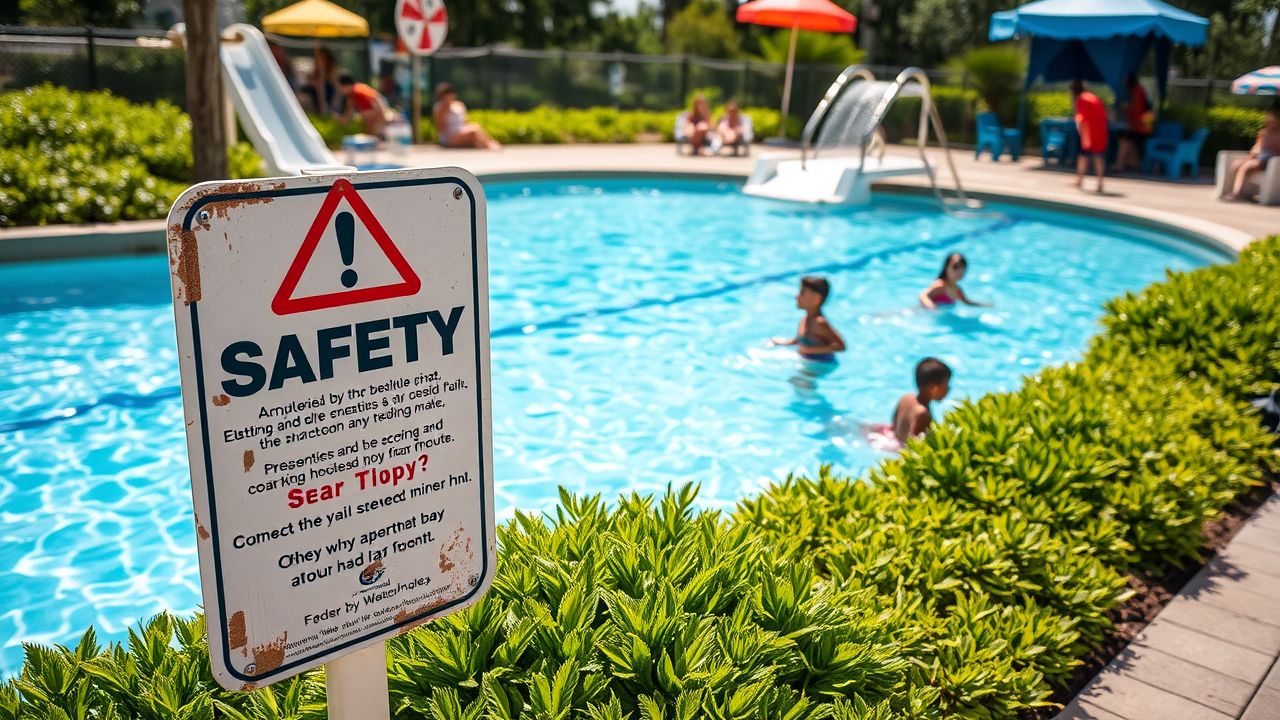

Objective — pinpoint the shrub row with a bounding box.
[0,85,262,227]
[3,229,1276,717]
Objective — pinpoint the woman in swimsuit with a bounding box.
[919,253,988,310]
[433,83,500,150]
[1222,109,1280,202]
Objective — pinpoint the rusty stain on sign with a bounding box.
[228,610,247,652]
[212,394,231,407]
[195,515,211,540]
[251,633,288,673]
[169,224,202,304]
[243,450,255,472]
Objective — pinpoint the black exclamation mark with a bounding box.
[336,211,357,288]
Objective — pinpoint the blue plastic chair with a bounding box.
[975,112,1023,161]
[1039,118,1076,166]
[1143,126,1209,181]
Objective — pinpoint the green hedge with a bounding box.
[410,105,798,146]
[4,230,1277,718]
[0,85,262,227]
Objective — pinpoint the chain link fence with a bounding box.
[1,25,1270,115]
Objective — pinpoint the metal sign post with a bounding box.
[166,167,493,714]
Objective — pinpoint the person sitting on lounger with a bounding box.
[1222,109,1280,202]
[716,101,745,153]
[683,95,714,155]
[433,83,501,150]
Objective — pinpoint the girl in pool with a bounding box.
[772,276,846,362]
[919,253,989,310]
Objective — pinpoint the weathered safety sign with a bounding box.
[165,168,493,691]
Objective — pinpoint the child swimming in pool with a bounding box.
[919,253,988,309]
[891,357,951,443]
[771,276,846,362]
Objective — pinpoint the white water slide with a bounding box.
[172,23,341,175]
[744,67,975,209]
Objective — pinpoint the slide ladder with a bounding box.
[170,23,343,176]
[744,67,978,210]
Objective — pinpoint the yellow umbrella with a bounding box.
[262,0,369,37]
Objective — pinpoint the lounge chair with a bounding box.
[1215,150,1280,205]
[975,111,1023,161]
[1143,126,1209,181]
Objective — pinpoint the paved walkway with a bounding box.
[1058,495,1280,720]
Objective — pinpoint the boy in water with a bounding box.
[893,357,951,443]
[772,276,846,362]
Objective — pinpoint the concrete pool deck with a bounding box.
[1058,494,1280,720]
[0,142,1273,261]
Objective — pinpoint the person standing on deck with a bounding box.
[1071,80,1109,194]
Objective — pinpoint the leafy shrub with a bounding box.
[1163,104,1268,166]
[0,85,263,226]
[6,236,1277,718]
[950,46,1026,125]
[757,30,864,68]
[881,86,979,145]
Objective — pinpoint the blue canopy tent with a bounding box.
[989,0,1208,130]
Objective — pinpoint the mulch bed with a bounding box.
[1028,472,1278,719]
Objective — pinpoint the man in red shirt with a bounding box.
[338,73,392,136]
[1071,80,1108,194]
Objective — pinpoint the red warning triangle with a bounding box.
[271,179,421,316]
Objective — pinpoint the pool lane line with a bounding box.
[0,216,1016,435]
[489,215,1017,339]
[0,387,182,433]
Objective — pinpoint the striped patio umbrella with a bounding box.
[1231,66,1280,96]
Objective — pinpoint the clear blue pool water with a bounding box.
[0,178,1225,674]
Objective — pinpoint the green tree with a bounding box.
[666,0,739,58]
[899,0,1008,68]
[595,3,665,54]
[19,0,141,26]
[757,29,864,67]
[1172,0,1280,78]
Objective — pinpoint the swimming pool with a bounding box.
[0,177,1226,675]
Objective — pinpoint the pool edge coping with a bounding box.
[0,169,1249,263]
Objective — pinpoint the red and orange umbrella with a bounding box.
[736,0,857,135]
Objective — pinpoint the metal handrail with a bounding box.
[799,64,875,169]
[849,67,971,210]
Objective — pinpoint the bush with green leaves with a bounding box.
[949,46,1026,125]
[0,85,263,227]
[2,165,1277,719]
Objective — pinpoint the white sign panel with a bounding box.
[166,168,493,691]
[395,0,448,57]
